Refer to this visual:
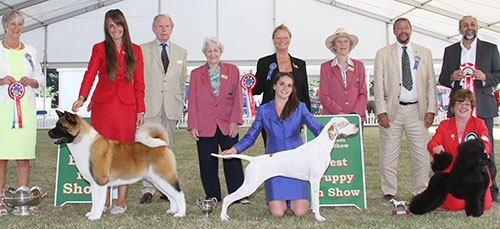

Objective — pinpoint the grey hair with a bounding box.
[152,14,174,28]
[201,36,224,53]
[2,10,24,28]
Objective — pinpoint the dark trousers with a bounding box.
[482,117,498,198]
[196,126,244,201]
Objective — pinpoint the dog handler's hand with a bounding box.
[190,129,199,141]
[229,122,239,138]
[136,113,144,126]
[221,147,237,159]
[72,96,85,112]
[432,145,444,155]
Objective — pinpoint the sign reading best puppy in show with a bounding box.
[305,115,366,209]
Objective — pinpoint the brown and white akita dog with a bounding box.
[48,110,185,220]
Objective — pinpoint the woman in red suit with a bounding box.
[187,37,245,203]
[72,9,145,214]
[428,89,492,211]
[319,28,367,121]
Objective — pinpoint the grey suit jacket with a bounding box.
[374,42,437,121]
[141,40,188,120]
[439,39,500,118]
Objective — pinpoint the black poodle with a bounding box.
[409,138,491,217]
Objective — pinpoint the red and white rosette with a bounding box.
[8,82,25,129]
[240,73,257,117]
[460,62,478,116]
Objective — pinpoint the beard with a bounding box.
[462,29,477,40]
[397,33,410,44]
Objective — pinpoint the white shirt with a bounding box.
[331,56,354,87]
[397,42,418,103]
[460,38,477,66]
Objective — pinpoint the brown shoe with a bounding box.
[139,192,153,204]
[159,193,170,202]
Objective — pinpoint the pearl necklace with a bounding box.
[3,40,21,50]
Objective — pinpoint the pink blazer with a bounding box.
[319,58,367,121]
[187,62,243,137]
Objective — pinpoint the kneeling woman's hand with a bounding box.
[220,147,237,158]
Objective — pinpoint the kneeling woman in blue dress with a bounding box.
[221,72,324,218]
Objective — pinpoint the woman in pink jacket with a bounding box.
[319,28,367,121]
[187,37,246,203]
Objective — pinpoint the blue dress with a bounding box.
[234,100,324,202]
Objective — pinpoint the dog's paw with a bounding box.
[173,212,185,217]
[315,215,326,222]
[85,212,91,217]
[221,214,230,221]
[166,209,175,214]
[87,214,101,220]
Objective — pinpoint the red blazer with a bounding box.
[319,58,367,121]
[427,116,492,211]
[187,62,243,137]
[79,42,145,113]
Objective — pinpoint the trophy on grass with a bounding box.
[4,186,47,216]
[390,199,410,217]
[196,197,218,217]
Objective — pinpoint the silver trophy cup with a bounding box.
[196,197,218,217]
[4,186,47,216]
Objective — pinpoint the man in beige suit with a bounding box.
[374,18,437,201]
[139,14,188,204]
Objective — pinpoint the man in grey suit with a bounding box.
[374,18,437,201]
[439,15,500,202]
[139,14,188,204]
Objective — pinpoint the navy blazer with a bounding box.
[439,39,500,118]
[234,101,323,155]
[253,53,311,111]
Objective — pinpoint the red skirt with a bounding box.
[90,95,136,142]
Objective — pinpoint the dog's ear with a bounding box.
[328,125,336,140]
[56,110,64,118]
[63,111,78,125]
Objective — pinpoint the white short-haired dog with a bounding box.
[212,117,359,221]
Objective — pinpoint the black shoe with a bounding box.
[139,193,153,204]
[237,197,250,204]
[383,194,395,200]
[160,193,170,202]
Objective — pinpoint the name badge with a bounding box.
[221,74,228,80]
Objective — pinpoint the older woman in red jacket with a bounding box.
[72,9,144,214]
[428,89,492,211]
[319,28,367,121]
[188,37,245,203]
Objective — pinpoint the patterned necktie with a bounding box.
[161,43,170,73]
[401,46,412,91]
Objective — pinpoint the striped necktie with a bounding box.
[161,43,169,73]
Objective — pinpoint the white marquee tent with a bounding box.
[1,0,499,114]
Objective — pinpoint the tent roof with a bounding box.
[2,0,499,43]
[315,0,500,43]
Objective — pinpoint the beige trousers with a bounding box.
[379,103,430,197]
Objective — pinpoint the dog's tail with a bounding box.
[431,152,453,172]
[135,123,169,148]
[211,153,255,162]
[409,172,450,215]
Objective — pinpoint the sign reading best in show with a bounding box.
[54,118,91,206]
[305,115,367,209]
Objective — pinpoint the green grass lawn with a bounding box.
[1,127,499,228]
